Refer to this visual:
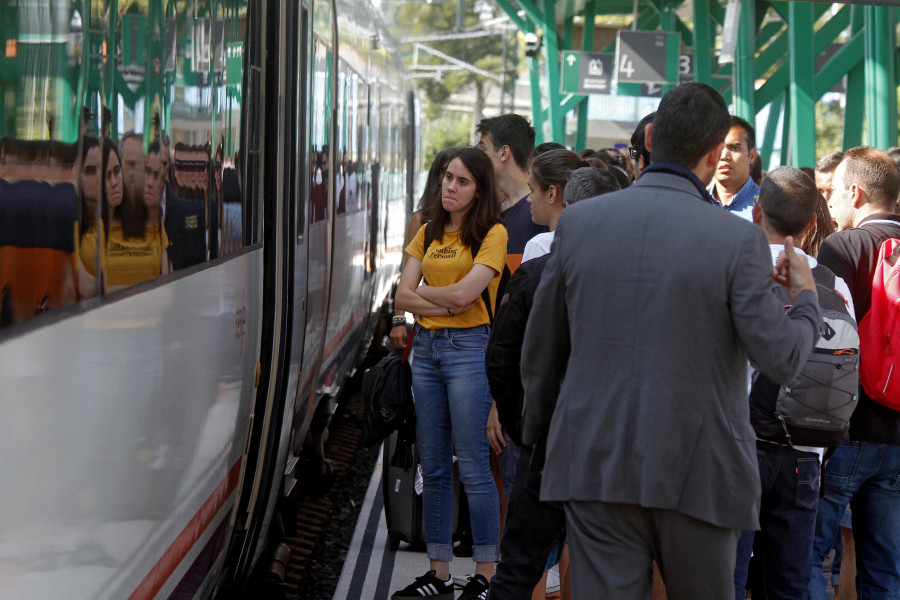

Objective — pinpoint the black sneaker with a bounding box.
[458,574,490,600]
[391,570,455,599]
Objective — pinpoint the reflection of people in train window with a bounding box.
[157,141,206,270]
[104,140,171,290]
[0,139,78,322]
[119,131,145,209]
[311,147,328,222]
[76,136,105,298]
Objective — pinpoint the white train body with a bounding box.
[0,0,416,597]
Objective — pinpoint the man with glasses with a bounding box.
[629,112,655,179]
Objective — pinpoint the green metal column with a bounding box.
[787,2,815,167]
[692,0,712,85]
[527,20,544,145]
[864,5,898,148]
[541,0,564,142]
[733,0,756,119]
[760,91,783,170]
[843,5,865,149]
[575,0,596,151]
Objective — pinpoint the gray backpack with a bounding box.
[750,266,859,447]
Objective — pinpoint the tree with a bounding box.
[382,0,518,121]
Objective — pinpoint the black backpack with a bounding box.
[362,338,415,452]
[423,221,510,324]
[750,266,860,447]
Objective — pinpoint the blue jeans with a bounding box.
[809,442,900,600]
[734,442,819,600]
[412,325,500,563]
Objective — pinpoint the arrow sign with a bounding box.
[560,51,613,95]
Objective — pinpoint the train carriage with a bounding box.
[0,0,416,597]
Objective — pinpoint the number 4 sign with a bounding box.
[615,30,681,85]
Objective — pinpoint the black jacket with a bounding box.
[818,212,900,445]
[485,254,549,447]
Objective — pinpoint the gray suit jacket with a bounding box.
[521,171,820,531]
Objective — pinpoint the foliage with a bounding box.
[815,98,844,158]
[422,111,474,167]
[381,0,517,118]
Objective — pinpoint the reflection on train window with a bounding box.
[310,41,332,223]
[0,0,250,329]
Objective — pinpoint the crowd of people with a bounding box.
[0,124,243,325]
[389,82,900,600]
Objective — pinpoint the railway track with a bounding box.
[282,385,380,599]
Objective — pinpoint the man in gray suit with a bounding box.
[520,83,821,599]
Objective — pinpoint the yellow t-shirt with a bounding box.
[107,224,170,286]
[406,223,508,329]
[76,221,106,277]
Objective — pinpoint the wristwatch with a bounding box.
[392,316,406,327]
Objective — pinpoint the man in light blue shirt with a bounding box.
[708,116,759,221]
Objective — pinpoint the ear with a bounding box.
[547,184,558,204]
[749,147,758,164]
[499,145,512,163]
[752,202,763,225]
[644,123,653,154]
[850,183,866,209]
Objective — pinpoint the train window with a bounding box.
[0,0,251,329]
[309,40,332,224]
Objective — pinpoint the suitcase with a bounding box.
[382,430,460,550]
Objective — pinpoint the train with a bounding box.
[0,0,417,598]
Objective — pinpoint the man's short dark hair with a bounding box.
[758,166,818,237]
[630,112,655,164]
[842,146,900,210]
[533,142,566,158]
[650,83,730,168]
[564,167,621,204]
[476,113,536,172]
[730,115,756,150]
[815,151,844,174]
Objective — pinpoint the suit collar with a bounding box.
[635,167,710,203]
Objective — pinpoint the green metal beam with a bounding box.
[844,5,865,149]
[787,1,815,167]
[815,30,863,98]
[542,0,564,142]
[760,90,784,169]
[492,0,528,31]
[575,0,596,151]
[733,0,756,119]
[864,5,898,148]
[693,0,713,85]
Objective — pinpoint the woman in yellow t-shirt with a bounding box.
[104,139,171,290]
[393,146,507,600]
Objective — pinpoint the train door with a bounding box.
[227,0,303,581]
[289,0,337,460]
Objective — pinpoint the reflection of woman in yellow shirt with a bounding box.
[103,138,171,290]
[76,137,105,298]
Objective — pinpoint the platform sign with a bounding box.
[560,51,613,95]
[615,31,681,85]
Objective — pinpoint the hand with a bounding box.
[487,402,506,455]
[389,324,408,349]
[773,236,817,302]
[449,299,477,315]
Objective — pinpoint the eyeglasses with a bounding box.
[628,147,640,160]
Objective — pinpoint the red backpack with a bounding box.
[859,237,900,409]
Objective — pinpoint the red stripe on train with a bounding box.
[129,458,243,600]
